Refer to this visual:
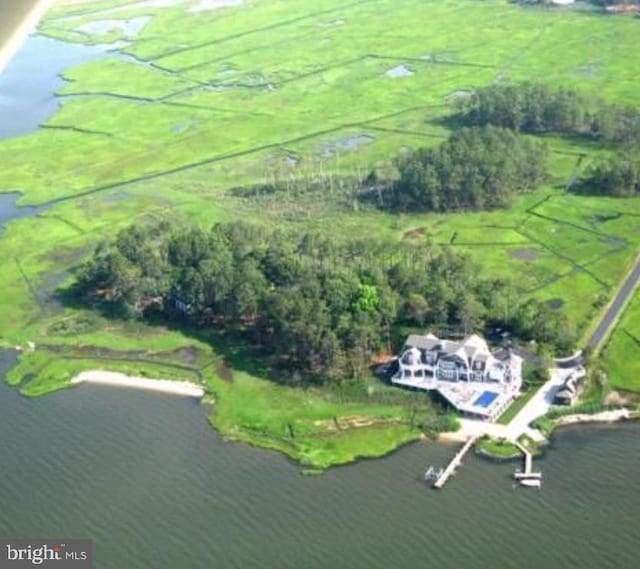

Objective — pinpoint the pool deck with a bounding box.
[437,382,515,421]
[438,367,575,443]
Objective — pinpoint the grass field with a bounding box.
[1,0,640,467]
[475,436,521,460]
[602,289,640,392]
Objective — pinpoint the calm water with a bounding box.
[0,192,42,230]
[1,19,640,569]
[1,351,639,569]
[0,35,109,140]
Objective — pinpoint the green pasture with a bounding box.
[602,290,640,393]
[0,0,639,465]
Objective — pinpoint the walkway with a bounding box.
[502,368,571,439]
[442,367,574,443]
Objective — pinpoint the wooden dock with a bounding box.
[433,435,479,489]
[513,442,542,481]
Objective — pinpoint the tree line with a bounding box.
[452,82,640,197]
[454,82,640,145]
[225,83,640,210]
[388,125,548,212]
[73,222,575,385]
[579,151,640,196]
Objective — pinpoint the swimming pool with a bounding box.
[473,391,499,408]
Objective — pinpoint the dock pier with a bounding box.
[513,442,542,482]
[433,435,479,489]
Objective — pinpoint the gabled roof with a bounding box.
[463,346,479,361]
[555,388,575,401]
[404,334,441,351]
[463,334,489,352]
[441,340,464,355]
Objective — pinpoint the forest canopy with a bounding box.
[579,151,640,197]
[454,82,640,144]
[390,126,547,212]
[73,222,575,385]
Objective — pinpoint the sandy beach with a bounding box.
[71,370,205,397]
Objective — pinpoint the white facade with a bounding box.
[392,333,523,421]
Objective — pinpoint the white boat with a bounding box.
[424,467,444,482]
[520,478,542,488]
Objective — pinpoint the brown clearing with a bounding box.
[314,415,401,432]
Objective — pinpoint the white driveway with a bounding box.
[442,368,575,442]
[503,368,572,439]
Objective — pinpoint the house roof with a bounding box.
[464,346,478,359]
[402,332,509,371]
[493,348,511,361]
[462,334,489,352]
[404,334,441,351]
[441,340,464,355]
[556,388,575,400]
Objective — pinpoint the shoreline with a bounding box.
[551,408,633,427]
[71,370,205,397]
[438,408,635,445]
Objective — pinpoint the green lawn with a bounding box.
[497,386,539,426]
[602,289,640,392]
[475,436,521,460]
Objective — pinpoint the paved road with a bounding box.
[447,258,640,442]
[555,351,583,368]
[587,255,640,349]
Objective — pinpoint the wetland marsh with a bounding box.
[1,0,640,467]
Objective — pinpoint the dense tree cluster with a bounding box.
[510,298,575,350]
[74,222,575,384]
[456,83,640,144]
[390,126,547,212]
[580,151,640,196]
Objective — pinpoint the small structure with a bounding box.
[392,332,523,421]
[553,369,585,406]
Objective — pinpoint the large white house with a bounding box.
[392,333,523,421]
